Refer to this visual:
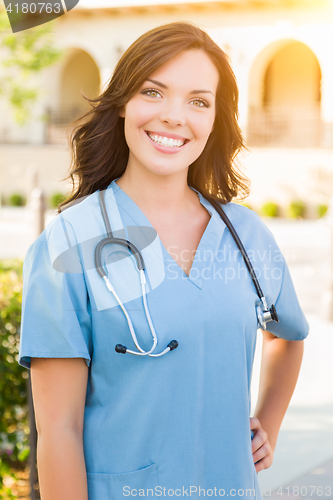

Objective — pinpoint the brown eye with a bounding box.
[192,99,209,108]
[141,89,162,98]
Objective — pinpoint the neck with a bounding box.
[116,165,197,215]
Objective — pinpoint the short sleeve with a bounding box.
[18,217,92,370]
[224,203,309,342]
[264,256,309,341]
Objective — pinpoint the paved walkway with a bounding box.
[267,457,333,500]
[254,311,333,498]
[1,209,332,498]
[252,218,333,498]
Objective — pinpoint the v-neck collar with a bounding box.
[106,179,226,290]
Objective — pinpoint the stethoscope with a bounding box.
[95,188,279,357]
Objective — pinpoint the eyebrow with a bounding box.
[145,78,215,97]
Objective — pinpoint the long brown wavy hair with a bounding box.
[58,21,250,213]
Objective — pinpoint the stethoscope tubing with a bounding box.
[95,187,279,357]
[206,196,264,299]
[103,273,159,356]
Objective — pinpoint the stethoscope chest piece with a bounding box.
[96,187,280,358]
[256,300,279,331]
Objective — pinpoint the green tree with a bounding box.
[0,8,62,124]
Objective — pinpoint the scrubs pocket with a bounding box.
[87,463,159,499]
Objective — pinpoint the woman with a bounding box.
[19,21,309,500]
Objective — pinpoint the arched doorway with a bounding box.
[248,40,321,147]
[60,48,100,120]
[46,48,101,144]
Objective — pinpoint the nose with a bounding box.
[159,99,186,127]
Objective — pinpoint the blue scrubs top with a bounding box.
[19,180,309,499]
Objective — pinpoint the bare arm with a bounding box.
[30,357,89,500]
[250,330,305,472]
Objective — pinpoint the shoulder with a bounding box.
[222,201,263,225]
[46,191,101,243]
[220,202,276,243]
[25,192,99,269]
[56,191,100,229]
[215,201,286,270]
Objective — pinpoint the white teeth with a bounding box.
[147,132,186,148]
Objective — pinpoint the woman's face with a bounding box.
[119,49,219,180]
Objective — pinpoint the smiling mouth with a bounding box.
[145,131,189,148]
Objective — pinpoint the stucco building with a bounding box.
[1,0,333,211]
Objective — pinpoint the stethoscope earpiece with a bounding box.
[115,344,127,354]
[167,340,179,351]
[115,340,179,356]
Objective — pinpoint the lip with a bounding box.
[145,130,189,141]
[144,130,190,154]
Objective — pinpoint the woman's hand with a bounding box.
[250,417,274,473]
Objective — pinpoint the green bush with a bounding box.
[288,200,306,219]
[50,192,66,209]
[0,260,30,491]
[0,463,18,500]
[8,194,26,207]
[261,201,279,217]
[318,204,328,218]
